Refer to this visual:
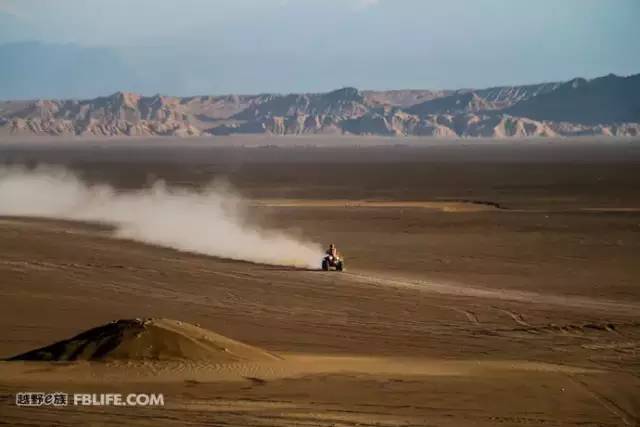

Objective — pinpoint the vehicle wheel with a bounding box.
[322,260,329,271]
[336,262,344,272]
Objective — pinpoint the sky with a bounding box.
[1,0,639,95]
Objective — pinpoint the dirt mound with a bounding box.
[7,318,279,362]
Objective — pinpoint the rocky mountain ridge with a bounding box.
[1,73,638,138]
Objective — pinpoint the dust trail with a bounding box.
[0,166,322,268]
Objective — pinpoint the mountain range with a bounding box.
[1,73,638,139]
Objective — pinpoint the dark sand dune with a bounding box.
[8,318,279,363]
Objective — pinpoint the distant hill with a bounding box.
[474,82,562,109]
[1,73,639,138]
[407,92,497,116]
[233,87,369,120]
[362,90,451,108]
[506,74,640,125]
[0,92,200,137]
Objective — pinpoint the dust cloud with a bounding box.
[0,166,322,269]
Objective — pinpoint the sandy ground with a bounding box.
[1,142,639,426]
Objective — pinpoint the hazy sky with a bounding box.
[1,0,639,93]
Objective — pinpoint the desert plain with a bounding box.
[0,138,639,426]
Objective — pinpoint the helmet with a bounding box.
[329,244,335,249]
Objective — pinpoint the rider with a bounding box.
[326,244,338,259]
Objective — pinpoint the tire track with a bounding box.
[567,375,637,426]
[446,307,480,325]
[494,308,530,327]
[343,272,640,316]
